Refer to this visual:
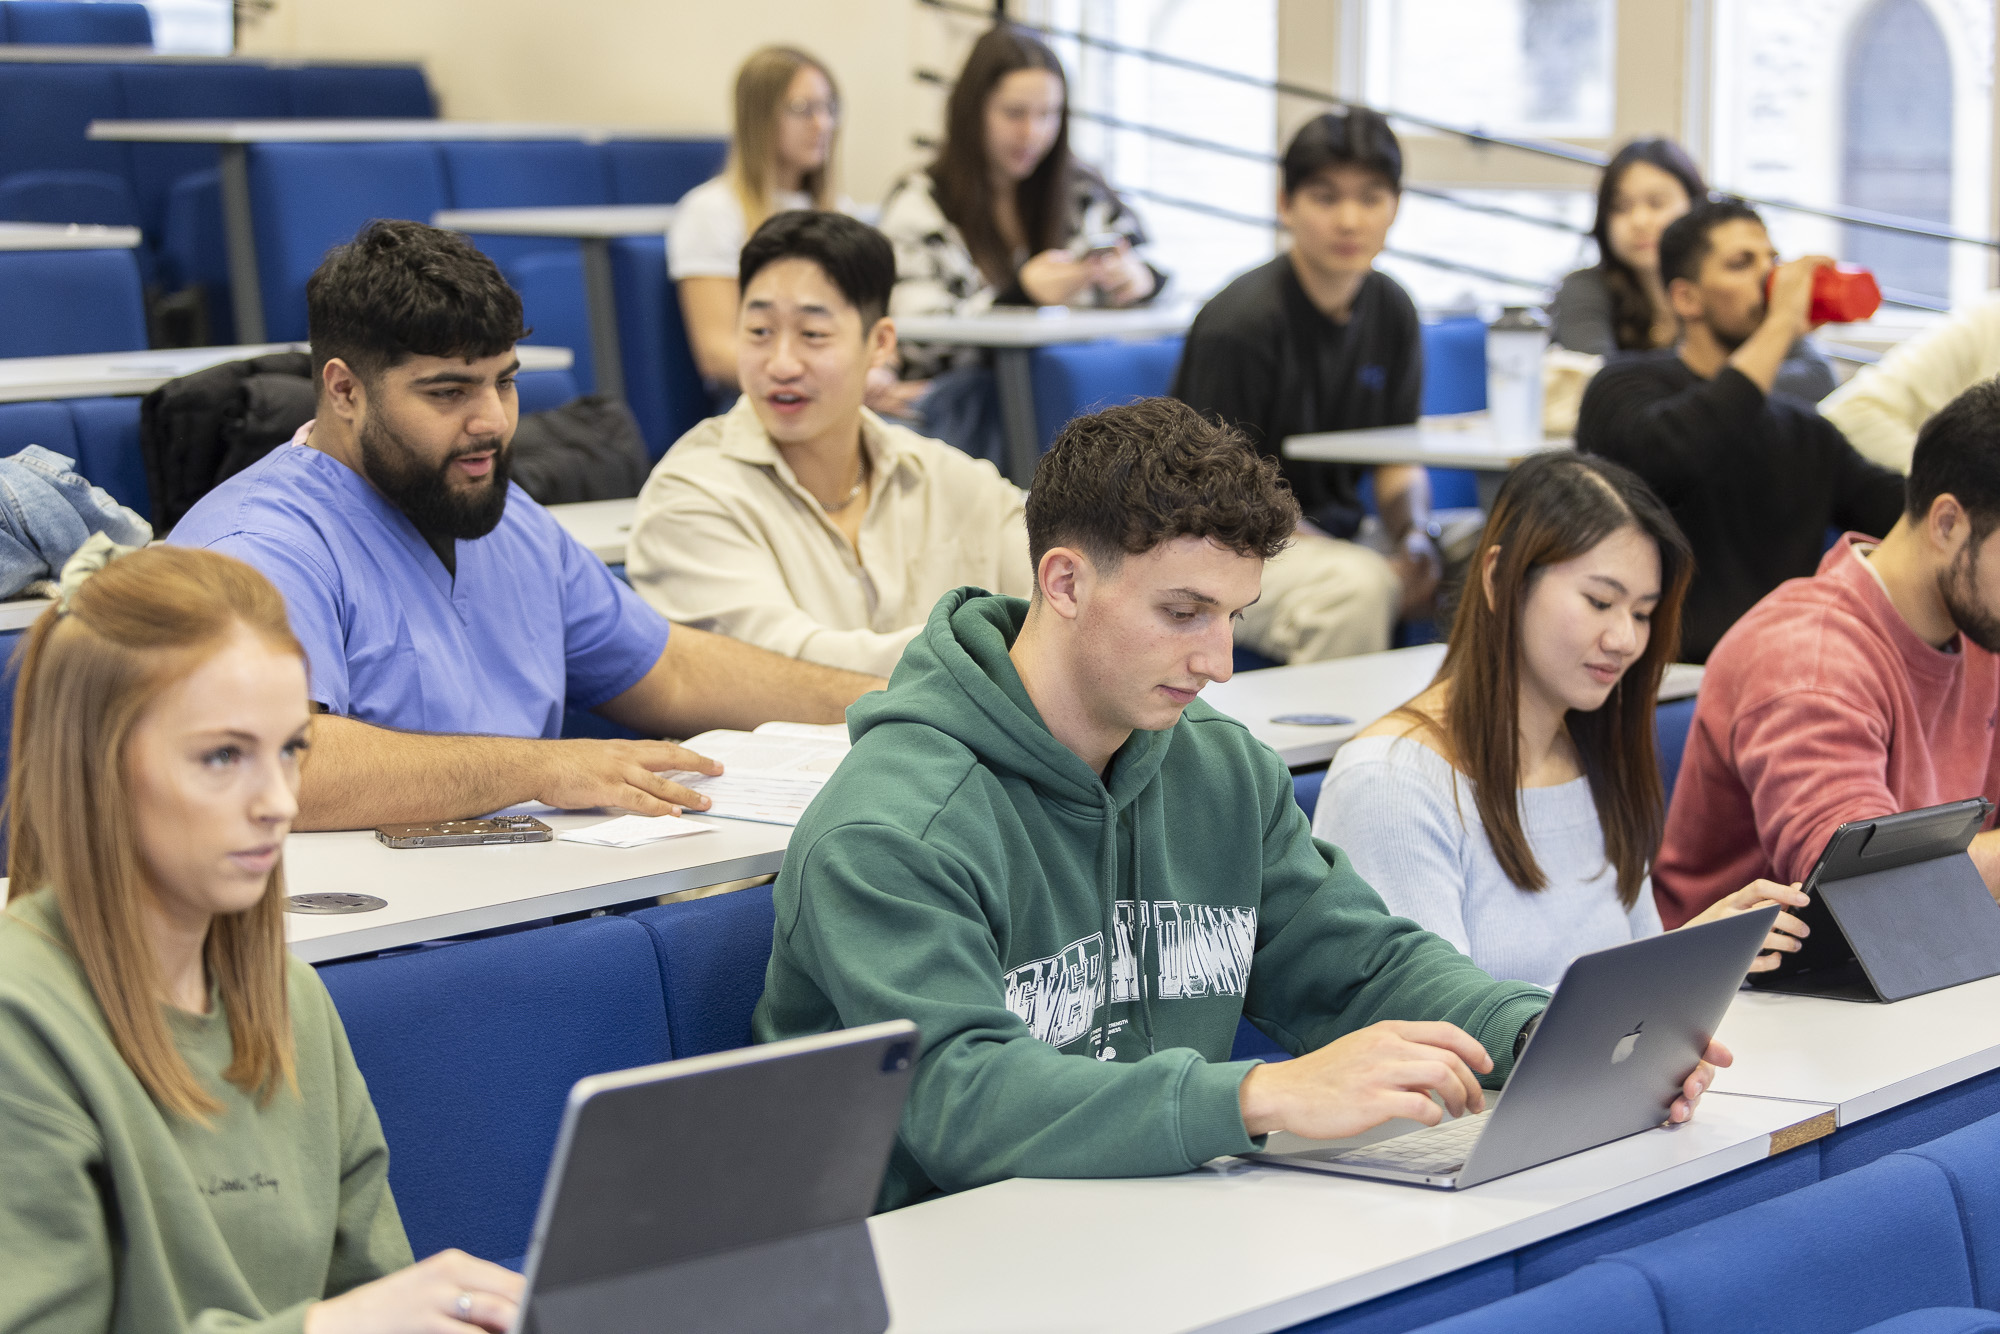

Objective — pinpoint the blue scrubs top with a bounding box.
[170,438,669,739]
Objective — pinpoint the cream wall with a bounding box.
[234,0,972,207]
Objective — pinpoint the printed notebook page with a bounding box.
[663,723,852,826]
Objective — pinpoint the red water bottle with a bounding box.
[1765,264,1882,324]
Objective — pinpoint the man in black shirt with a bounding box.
[1172,109,1432,662]
[1577,199,1903,661]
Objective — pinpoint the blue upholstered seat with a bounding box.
[316,916,674,1262]
[1654,694,1697,810]
[1029,334,1184,451]
[1894,1111,2000,1308]
[626,884,779,1059]
[609,233,707,457]
[245,142,449,341]
[1416,316,1487,510]
[0,397,143,517]
[6,1,152,45]
[1599,1152,1975,1333]
[445,141,611,277]
[0,168,140,226]
[0,249,147,356]
[282,65,436,119]
[506,248,598,392]
[1852,1313,2000,1334]
[1399,1259,1664,1334]
[0,63,134,190]
[603,138,727,204]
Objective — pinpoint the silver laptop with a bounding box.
[512,1020,918,1334]
[1242,907,1776,1189]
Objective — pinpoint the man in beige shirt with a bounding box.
[628,210,1033,678]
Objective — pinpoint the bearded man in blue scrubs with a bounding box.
[171,219,882,830]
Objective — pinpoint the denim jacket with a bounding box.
[0,446,152,599]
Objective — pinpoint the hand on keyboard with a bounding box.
[1238,1020,1493,1142]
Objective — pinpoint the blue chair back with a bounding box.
[0,399,80,456]
[603,138,727,204]
[610,233,707,457]
[1896,1112,2000,1308]
[282,65,436,119]
[1654,695,1697,811]
[1029,334,1184,451]
[0,249,147,356]
[1418,317,1488,510]
[118,63,288,238]
[0,168,140,226]
[316,916,674,1262]
[7,1,152,45]
[507,248,597,392]
[65,395,146,516]
[444,141,611,278]
[626,884,778,1058]
[1601,1151,1974,1334]
[513,367,581,415]
[246,142,449,341]
[0,63,134,187]
[1412,1259,1664,1334]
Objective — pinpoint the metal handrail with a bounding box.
[919,0,2000,252]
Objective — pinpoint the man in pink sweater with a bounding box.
[1655,379,2000,927]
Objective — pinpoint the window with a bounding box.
[1708,0,1992,310]
[1039,0,1280,301]
[1364,0,1616,139]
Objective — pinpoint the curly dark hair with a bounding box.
[307,218,529,384]
[1026,397,1299,572]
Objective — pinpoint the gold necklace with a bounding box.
[819,457,868,512]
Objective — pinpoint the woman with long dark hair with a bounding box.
[1311,452,1808,987]
[1551,138,1834,402]
[877,24,1162,460]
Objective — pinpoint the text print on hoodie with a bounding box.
[753,590,1549,1211]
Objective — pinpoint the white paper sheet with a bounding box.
[559,813,712,848]
[666,723,852,826]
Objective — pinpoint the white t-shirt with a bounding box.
[667,177,814,281]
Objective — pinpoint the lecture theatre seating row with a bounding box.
[0,1,153,46]
[301,874,2000,1330]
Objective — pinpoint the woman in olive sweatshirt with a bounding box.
[0,542,521,1334]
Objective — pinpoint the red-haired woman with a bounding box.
[0,542,520,1332]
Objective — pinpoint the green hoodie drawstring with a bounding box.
[1095,783,1159,1061]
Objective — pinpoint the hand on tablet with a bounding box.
[1236,1019,1492,1140]
[1684,879,1810,973]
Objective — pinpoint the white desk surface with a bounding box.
[894,304,1193,348]
[1204,645,1445,768]
[434,205,677,238]
[0,342,571,404]
[1712,972,2000,1125]
[283,810,790,964]
[0,596,52,631]
[0,222,141,251]
[1206,649,1703,769]
[870,1090,1832,1334]
[89,119,690,144]
[1286,415,1572,471]
[548,497,635,565]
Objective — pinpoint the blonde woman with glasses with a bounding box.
[0,542,521,1333]
[672,46,869,406]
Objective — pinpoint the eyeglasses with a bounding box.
[781,99,840,123]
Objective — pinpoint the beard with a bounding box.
[357,411,511,542]
[1939,541,2000,653]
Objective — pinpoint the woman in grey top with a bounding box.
[1551,138,1834,403]
[1312,452,1808,988]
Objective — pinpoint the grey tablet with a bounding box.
[1749,797,2000,1002]
[514,1020,918,1334]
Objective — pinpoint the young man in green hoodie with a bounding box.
[754,397,1730,1210]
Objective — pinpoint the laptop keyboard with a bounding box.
[1326,1109,1492,1176]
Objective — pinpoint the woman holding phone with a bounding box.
[877,23,1163,461]
[1311,453,1811,988]
[0,541,521,1332]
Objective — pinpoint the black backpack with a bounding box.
[139,354,650,532]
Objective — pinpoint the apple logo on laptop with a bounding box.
[1611,1022,1643,1064]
